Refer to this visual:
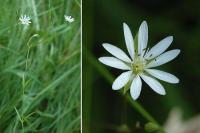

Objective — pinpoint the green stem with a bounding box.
[125,94,158,124]
[84,48,165,132]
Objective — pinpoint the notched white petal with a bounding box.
[123,23,135,59]
[141,74,166,95]
[102,43,131,62]
[112,71,132,90]
[99,57,131,70]
[130,75,142,100]
[145,36,173,59]
[138,21,148,56]
[146,49,180,68]
[146,69,179,83]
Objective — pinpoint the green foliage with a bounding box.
[0,0,80,132]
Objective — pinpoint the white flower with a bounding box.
[64,15,74,23]
[19,14,31,25]
[99,21,180,100]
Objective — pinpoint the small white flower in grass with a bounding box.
[99,21,180,100]
[19,14,31,25]
[64,15,74,23]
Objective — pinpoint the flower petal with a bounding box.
[140,74,166,95]
[123,23,135,59]
[112,71,132,90]
[138,21,148,56]
[99,57,131,70]
[146,49,180,68]
[145,36,173,59]
[102,43,131,62]
[130,75,142,100]
[145,69,179,83]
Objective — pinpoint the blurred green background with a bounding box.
[0,0,80,132]
[83,0,200,132]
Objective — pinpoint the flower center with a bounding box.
[131,57,146,74]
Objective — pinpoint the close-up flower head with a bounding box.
[99,21,180,100]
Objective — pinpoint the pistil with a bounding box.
[131,57,146,74]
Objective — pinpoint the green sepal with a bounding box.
[123,81,131,95]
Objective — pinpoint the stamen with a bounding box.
[143,47,149,58]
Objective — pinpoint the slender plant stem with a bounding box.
[126,94,158,123]
[14,106,24,133]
